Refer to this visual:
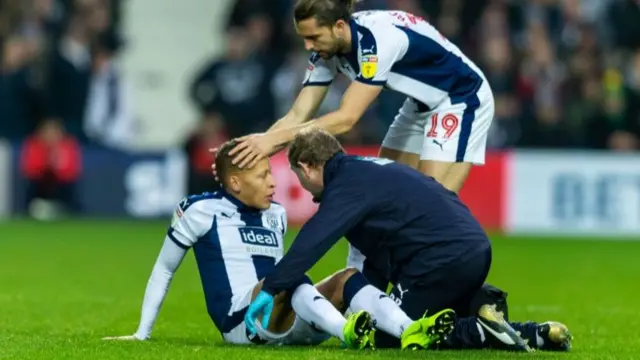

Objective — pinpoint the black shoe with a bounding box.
[537,321,572,351]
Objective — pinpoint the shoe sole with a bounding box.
[404,310,457,350]
[426,309,456,345]
[352,311,375,349]
[477,316,533,352]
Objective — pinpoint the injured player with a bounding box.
[102,140,454,350]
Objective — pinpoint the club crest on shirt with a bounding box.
[361,55,378,79]
[265,213,281,233]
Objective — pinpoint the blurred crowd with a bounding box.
[188,0,640,154]
[0,0,125,217]
[4,0,640,152]
[3,0,640,216]
[0,0,128,146]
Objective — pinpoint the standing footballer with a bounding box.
[226,0,494,194]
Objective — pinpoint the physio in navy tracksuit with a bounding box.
[247,128,551,351]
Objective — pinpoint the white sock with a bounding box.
[291,284,347,342]
[348,285,413,338]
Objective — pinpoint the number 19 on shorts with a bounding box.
[426,113,460,140]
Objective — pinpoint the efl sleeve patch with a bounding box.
[356,25,408,85]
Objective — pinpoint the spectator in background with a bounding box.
[183,115,227,195]
[44,0,110,142]
[0,35,40,141]
[608,0,640,51]
[83,31,137,151]
[226,0,292,56]
[516,20,570,148]
[20,119,81,220]
[601,48,640,152]
[479,35,522,149]
[189,27,277,139]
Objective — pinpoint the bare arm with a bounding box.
[228,81,382,168]
[264,81,383,148]
[268,85,329,132]
[264,23,408,146]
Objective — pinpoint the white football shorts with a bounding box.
[381,79,495,165]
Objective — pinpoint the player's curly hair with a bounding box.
[215,140,241,187]
[294,0,364,27]
[288,127,345,168]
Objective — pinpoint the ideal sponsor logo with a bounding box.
[239,227,279,247]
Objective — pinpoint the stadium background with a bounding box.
[1,0,639,359]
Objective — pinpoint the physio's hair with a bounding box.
[288,128,344,168]
[293,0,363,27]
[215,140,242,187]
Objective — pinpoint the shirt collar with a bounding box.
[339,19,360,73]
[219,188,262,213]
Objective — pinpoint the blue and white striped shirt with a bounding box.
[133,190,287,339]
[303,10,487,110]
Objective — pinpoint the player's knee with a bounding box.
[319,268,362,312]
[329,268,360,297]
[337,267,360,281]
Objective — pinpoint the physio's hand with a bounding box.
[229,133,276,169]
[244,290,274,336]
[102,334,145,341]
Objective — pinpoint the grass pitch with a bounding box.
[0,220,637,359]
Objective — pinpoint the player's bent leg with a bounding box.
[220,282,295,345]
[289,275,374,349]
[229,279,330,346]
[249,280,296,335]
[310,268,376,349]
[315,268,456,350]
[418,81,494,193]
[253,276,375,348]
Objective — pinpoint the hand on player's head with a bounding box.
[227,134,273,169]
[216,140,276,209]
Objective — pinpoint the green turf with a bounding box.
[0,219,637,359]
